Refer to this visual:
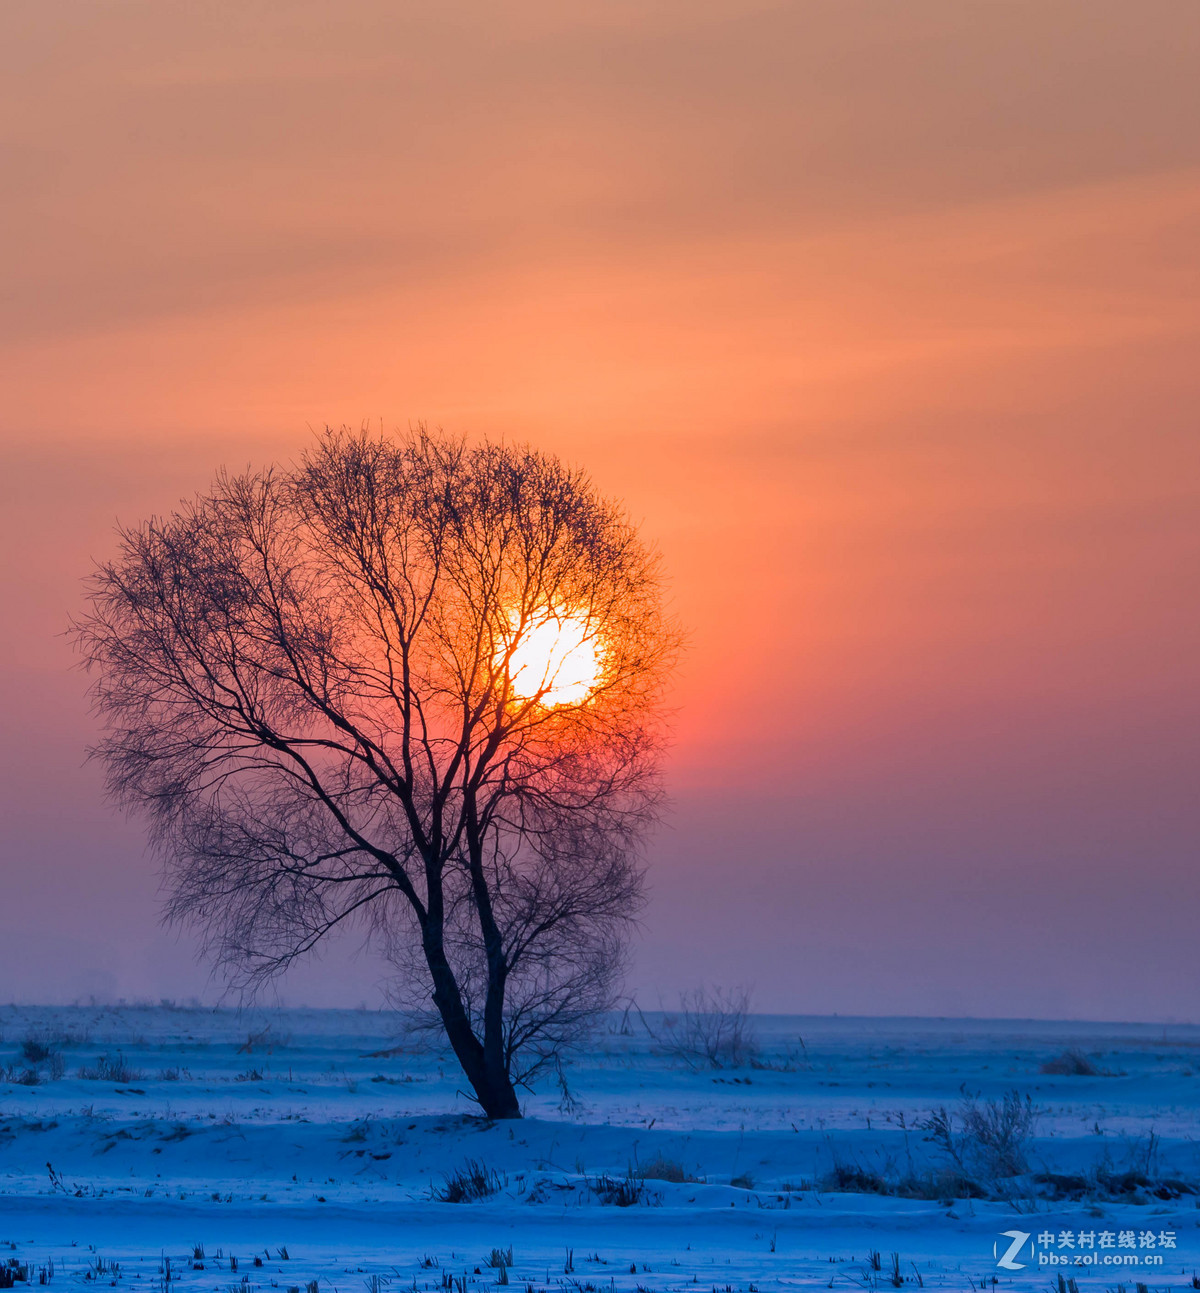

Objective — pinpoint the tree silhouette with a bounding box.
[74,427,677,1118]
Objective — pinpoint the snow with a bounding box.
[1,1006,1198,1288]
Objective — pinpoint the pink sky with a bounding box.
[2,1,1199,1018]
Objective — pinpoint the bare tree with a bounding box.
[656,986,759,1070]
[73,427,677,1118]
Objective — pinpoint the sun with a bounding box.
[505,612,600,706]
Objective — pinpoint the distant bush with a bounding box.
[1040,1048,1109,1076]
[14,1034,65,1080]
[20,1027,89,1054]
[237,1025,290,1055]
[923,1090,1038,1182]
[3,1065,41,1087]
[433,1159,502,1203]
[658,986,758,1070]
[1034,1166,1196,1204]
[20,1036,55,1064]
[78,1053,143,1083]
[820,1159,988,1202]
[894,1168,987,1202]
[822,1162,890,1195]
[590,1169,649,1206]
[1033,1130,1197,1204]
[637,1156,692,1184]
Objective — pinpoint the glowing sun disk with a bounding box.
[506,613,600,706]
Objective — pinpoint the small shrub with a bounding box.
[1040,1048,1106,1076]
[434,1159,502,1203]
[923,1090,1038,1182]
[238,1025,288,1055]
[1034,1171,1093,1201]
[14,1034,64,1080]
[658,986,758,1070]
[637,1156,690,1184]
[485,1248,514,1269]
[821,1160,986,1202]
[887,1253,903,1289]
[822,1162,890,1195]
[1089,1167,1195,1201]
[590,1171,647,1206]
[895,1168,986,1202]
[20,1036,55,1064]
[78,1053,144,1083]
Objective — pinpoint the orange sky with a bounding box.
[2,1,1199,1017]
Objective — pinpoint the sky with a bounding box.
[2,1,1199,1021]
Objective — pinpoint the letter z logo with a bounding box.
[994,1231,1031,1270]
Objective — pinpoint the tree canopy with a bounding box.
[74,427,678,1117]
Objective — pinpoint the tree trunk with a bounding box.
[423,933,522,1119]
[460,804,520,1118]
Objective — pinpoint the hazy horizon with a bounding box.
[4,996,1199,1029]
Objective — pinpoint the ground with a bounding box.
[1,1006,1198,1289]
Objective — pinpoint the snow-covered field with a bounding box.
[2,1006,1198,1289]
